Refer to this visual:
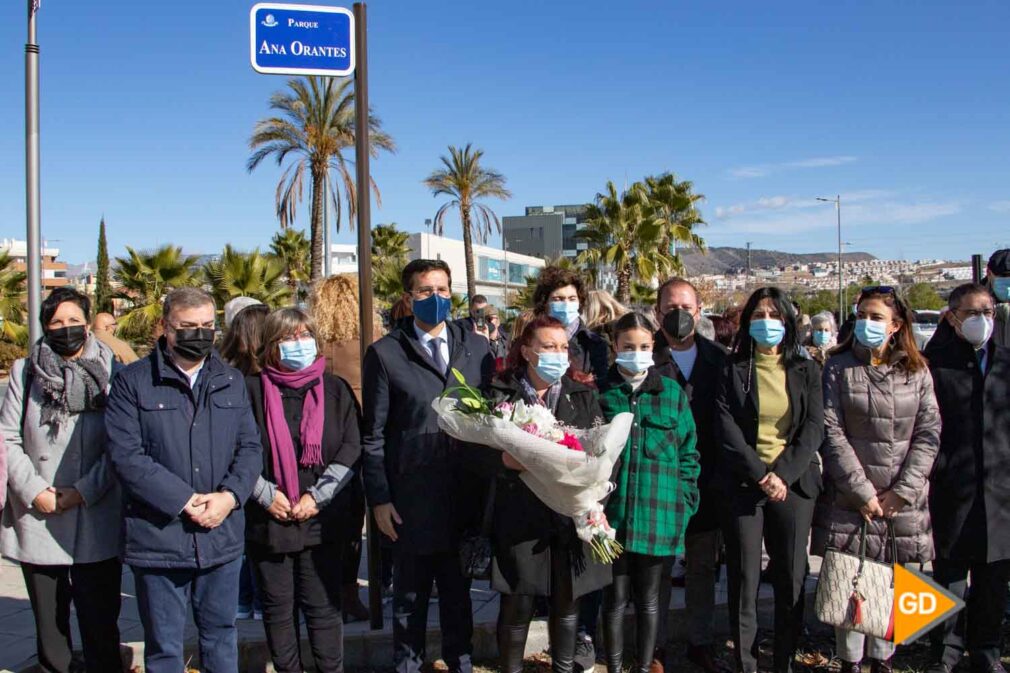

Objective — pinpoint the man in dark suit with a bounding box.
[925,283,1010,673]
[651,277,729,673]
[362,259,495,673]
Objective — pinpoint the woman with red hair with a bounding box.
[483,314,610,673]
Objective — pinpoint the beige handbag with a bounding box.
[814,520,896,640]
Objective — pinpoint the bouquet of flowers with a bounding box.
[432,370,633,563]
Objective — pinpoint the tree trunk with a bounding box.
[616,266,632,305]
[461,205,477,300]
[309,169,325,281]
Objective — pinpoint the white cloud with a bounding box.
[714,189,893,219]
[727,155,857,179]
[714,197,961,236]
[989,201,1010,213]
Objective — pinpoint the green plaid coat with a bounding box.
[600,365,700,557]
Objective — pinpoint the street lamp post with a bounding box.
[817,195,843,320]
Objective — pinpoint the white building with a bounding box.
[329,244,359,275]
[407,232,545,305]
[0,238,68,289]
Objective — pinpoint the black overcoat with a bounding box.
[925,321,1010,562]
[652,332,728,533]
[360,319,494,554]
[477,373,613,598]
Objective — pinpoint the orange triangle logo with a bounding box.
[892,564,964,645]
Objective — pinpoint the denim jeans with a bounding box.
[133,557,242,673]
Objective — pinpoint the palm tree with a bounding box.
[423,144,512,299]
[450,293,468,320]
[270,228,311,295]
[630,281,658,307]
[113,245,200,342]
[248,76,397,280]
[370,223,412,308]
[0,252,27,345]
[204,245,291,308]
[643,172,706,267]
[371,223,411,260]
[575,181,677,304]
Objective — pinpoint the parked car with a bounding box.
[912,309,941,349]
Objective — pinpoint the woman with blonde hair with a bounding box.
[310,274,380,622]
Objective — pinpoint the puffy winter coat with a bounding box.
[811,345,941,563]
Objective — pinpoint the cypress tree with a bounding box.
[95,217,113,314]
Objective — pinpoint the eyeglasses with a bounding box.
[412,285,452,299]
[280,330,314,343]
[956,308,995,319]
[169,321,216,331]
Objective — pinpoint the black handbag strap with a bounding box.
[856,518,898,585]
[479,478,497,536]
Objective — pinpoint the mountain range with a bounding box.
[678,246,875,276]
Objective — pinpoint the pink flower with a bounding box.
[559,433,584,453]
[495,402,514,415]
[521,422,540,437]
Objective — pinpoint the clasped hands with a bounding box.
[758,472,788,502]
[859,490,907,522]
[265,490,319,524]
[183,492,238,529]
[32,486,83,514]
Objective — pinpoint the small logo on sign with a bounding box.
[261,14,278,27]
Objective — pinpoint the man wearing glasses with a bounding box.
[924,283,1010,673]
[106,286,263,673]
[362,259,495,673]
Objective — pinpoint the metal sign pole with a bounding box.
[25,0,42,343]
[353,1,381,632]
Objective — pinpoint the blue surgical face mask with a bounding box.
[992,277,1010,302]
[533,351,569,384]
[413,293,452,326]
[749,319,785,348]
[854,319,889,349]
[548,301,580,327]
[279,338,317,371]
[615,350,654,375]
[812,330,832,347]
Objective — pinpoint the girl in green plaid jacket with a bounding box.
[598,312,701,673]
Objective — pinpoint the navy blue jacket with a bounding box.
[106,341,263,569]
[361,319,494,554]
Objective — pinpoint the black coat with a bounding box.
[653,332,728,533]
[244,373,362,554]
[480,373,611,598]
[569,321,610,384]
[925,321,1010,562]
[361,319,494,554]
[714,354,824,505]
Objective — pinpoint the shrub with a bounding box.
[0,341,27,372]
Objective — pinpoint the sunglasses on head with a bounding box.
[860,285,895,296]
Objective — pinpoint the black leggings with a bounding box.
[602,553,669,673]
[498,551,579,673]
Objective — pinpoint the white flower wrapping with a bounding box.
[431,397,634,561]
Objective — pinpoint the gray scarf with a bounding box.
[29,334,112,429]
[519,372,562,413]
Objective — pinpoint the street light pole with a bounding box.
[25,0,42,344]
[818,196,843,320]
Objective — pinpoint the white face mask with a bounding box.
[958,315,994,349]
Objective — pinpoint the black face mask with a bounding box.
[172,328,215,362]
[45,325,88,357]
[663,309,696,341]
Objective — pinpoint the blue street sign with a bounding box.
[250,3,355,77]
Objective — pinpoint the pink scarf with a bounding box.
[261,357,327,502]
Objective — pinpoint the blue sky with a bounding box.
[1,0,1008,265]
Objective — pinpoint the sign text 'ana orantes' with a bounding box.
[250,3,354,77]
